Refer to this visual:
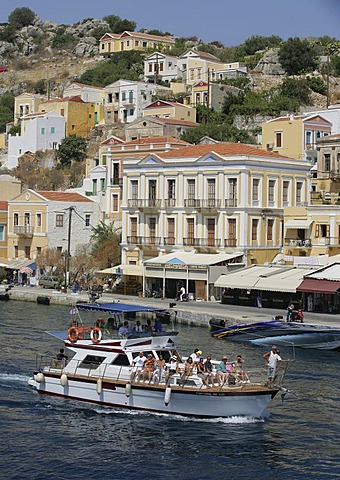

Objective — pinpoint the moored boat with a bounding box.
[28,302,286,418]
[210,318,340,350]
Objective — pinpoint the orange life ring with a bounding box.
[68,327,79,342]
[90,327,102,344]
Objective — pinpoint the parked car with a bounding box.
[0,67,8,73]
[39,276,59,289]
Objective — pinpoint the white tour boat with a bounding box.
[28,302,287,418]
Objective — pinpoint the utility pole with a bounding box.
[207,68,210,124]
[64,206,74,293]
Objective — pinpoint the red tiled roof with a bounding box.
[0,201,8,211]
[161,142,290,159]
[154,118,199,127]
[42,96,84,104]
[121,31,174,42]
[71,82,104,90]
[36,191,93,202]
[124,136,189,146]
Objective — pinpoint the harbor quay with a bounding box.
[3,286,340,329]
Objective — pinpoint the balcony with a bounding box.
[110,177,123,187]
[284,238,312,247]
[164,237,175,245]
[13,225,34,238]
[183,238,220,247]
[127,199,162,210]
[127,236,161,246]
[224,238,237,247]
[184,199,201,208]
[164,198,176,209]
[225,198,238,208]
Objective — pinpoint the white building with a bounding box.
[144,52,181,83]
[7,110,65,169]
[104,80,159,124]
[63,82,104,103]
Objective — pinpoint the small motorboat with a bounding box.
[210,318,340,350]
[28,302,288,418]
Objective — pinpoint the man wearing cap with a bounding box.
[190,349,202,363]
[262,345,282,388]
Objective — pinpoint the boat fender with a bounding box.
[60,374,68,387]
[34,372,45,383]
[97,378,102,395]
[125,382,132,397]
[0,293,10,301]
[68,327,79,343]
[90,327,102,344]
[164,387,171,406]
[37,296,50,305]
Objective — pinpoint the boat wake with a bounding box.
[0,372,29,386]
[91,405,266,424]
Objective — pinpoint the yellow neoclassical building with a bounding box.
[119,142,311,297]
[99,31,175,56]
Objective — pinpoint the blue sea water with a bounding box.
[0,301,339,480]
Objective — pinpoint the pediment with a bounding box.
[138,154,164,165]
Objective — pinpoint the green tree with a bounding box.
[306,76,326,95]
[103,15,136,33]
[91,221,122,268]
[0,92,15,133]
[76,51,144,86]
[279,78,312,106]
[8,7,36,29]
[57,135,87,168]
[241,34,282,56]
[278,37,318,75]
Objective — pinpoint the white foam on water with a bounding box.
[92,406,266,424]
[0,372,29,384]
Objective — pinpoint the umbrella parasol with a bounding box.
[19,266,33,275]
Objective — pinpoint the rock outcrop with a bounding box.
[254,48,285,76]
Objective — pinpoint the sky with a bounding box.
[0,0,339,46]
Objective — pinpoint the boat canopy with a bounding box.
[75,302,164,314]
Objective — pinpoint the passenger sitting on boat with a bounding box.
[130,351,147,382]
[153,354,166,384]
[143,319,153,332]
[196,357,209,387]
[95,318,106,328]
[190,349,202,363]
[133,320,143,333]
[215,356,229,386]
[55,348,68,368]
[165,356,179,385]
[233,355,248,382]
[154,319,163,334]
[141,354,155,382]
[204,356,215,387]
[106,317,118,331]
[262,345,282,388]
[118,321,132,337]
[179,357,194,385]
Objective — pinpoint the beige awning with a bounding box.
[285,219,312,229]
[215,265,319,293]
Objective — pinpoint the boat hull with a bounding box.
[211,321,340,350]
[28,373,276,418]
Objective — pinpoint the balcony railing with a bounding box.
[127,236,161,245]
[284,238,312,247]
[127,199,162,209]
[183,238,220,247]
[224,238,237,247]
[164,198,176,208]
[225,198,238,207]
[184,199,201,208]
[110,177,123,186]
[164,237,175,245]
[13,225,34,237]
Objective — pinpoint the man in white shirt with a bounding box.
[262,345,282,388]
[130,351,147,382]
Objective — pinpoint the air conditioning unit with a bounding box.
[267,143,273,149]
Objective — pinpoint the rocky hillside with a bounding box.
[0,15,339,110]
